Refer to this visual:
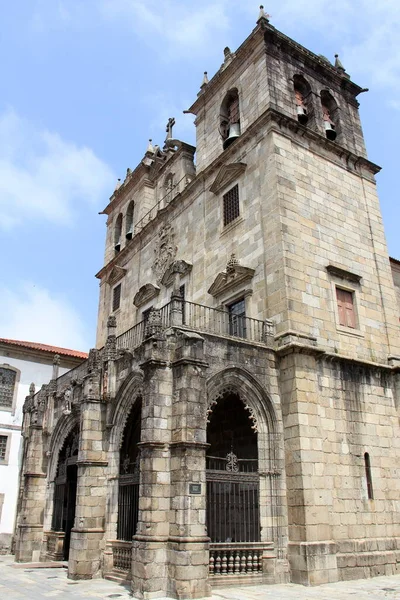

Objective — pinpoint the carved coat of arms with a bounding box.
[152,224,177,283]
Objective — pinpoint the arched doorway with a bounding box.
[117,399,141,541]
[51,426,79,559]
[206,391,261,575]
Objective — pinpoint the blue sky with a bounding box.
[0,1,399,351]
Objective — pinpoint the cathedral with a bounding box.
[15,8,400,599]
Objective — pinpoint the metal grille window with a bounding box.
[0,367,16,409]
[223,185,240,226]
[0,436,8,462]
[113,284,122,312]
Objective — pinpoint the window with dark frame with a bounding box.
[0,367,16,409]
[142,306,153,325]
[364,452,374,500]
[223,184,240,226]
[336,287,356,328]
[0,435,8,462]
[179,284,186,324]
[227,298,246,338]
[112,284,122,312]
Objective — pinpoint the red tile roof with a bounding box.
[0,338,88,360]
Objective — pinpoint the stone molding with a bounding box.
[133,283,160,307]
[161,259,192,288]
[209,162,247,195]
[208,256,255,298]
[106,265,127,286]
[326,263,362,283]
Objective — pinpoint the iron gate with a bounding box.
[206,453,260,543]
[117,471,139,541]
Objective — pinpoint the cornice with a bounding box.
[263,25,364,101]
[95,107,380,281]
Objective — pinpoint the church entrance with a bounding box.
[206,392,261,576]
[51,427,79,560]
[117,400,141,542]
[109,400,142,575]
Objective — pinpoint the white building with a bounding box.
[0,338,87,554]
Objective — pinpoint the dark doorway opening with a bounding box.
[206,392,259,543]
[117,399,142,541]
[51,427,79,560]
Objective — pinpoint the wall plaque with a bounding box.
[189,483,201,495]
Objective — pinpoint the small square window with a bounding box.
[223,184,240,226]
[112,283,122,312]
[336,287,356,328]
[0,436,8,463]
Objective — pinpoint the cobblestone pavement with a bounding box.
[1,555,400,600]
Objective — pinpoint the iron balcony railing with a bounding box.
[55,302,273,390]
[116,301,273,351]
[182,301,273,344]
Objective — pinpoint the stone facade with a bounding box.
[15,12,400,599]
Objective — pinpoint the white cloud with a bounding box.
[100,0,231,58]
[97,0,400,108]
[0,108,115,230]
[0,282,91,351]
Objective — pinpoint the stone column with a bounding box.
[68,350,108,580]
[279,350,338,585]
[132,333,173,599]
[15,387,47,562]
[168,330,211,599]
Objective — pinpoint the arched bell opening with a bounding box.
[117,399,142,541]
[206,392,260,544]
[220,89,241,150]
[320,89,340,141]
[293,74,313,126]
[51,425,79,560]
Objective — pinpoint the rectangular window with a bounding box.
[180,284,186,324]
[0,435,8,462]
[336,288,356,328]
[223,184,240,226]
[113,283,122,312]
[0,367,16,409]
[227,298,246,338]
[142,306,153,325]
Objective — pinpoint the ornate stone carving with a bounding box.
[161,259,192,288]
[152,225,177,284]
[62,388,72,416]
[207,385,258,432]
[133,283,160,308]
[144,308,163,338]
[208,255,255,298]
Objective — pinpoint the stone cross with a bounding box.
[165,117,175,140]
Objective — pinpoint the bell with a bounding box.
[223,122,241,150]
[114,241,121,252]
[324,121,337,141]
[297,105,308,125]
[125,228,133,241]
